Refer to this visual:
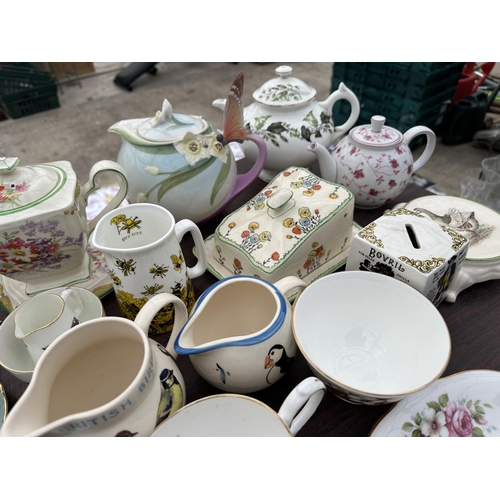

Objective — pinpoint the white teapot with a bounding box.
[307,115,436,209]
[213,65,360,181]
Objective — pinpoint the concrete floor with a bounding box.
[1,62,498,197]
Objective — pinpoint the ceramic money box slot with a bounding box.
[346,208,470,306]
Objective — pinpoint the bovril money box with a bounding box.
[346,208,470,306]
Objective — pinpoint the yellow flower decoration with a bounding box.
[228,222,236,228]
[291,181,302,189]
[298,207,311,218]
[254,202,265,210]
[248,222,260,231]
[303,189,314,196]
[259,231,271,242]
[283,218,295,228]
[174,131,210,166]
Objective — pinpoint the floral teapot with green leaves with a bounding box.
[109,99,267,224]
[213,65,360,182]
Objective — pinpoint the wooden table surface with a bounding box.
[1,171,499,437]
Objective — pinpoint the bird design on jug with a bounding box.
[265,344,294,385]
[413,207,479,233]
[215,363,230,384]
[156,367,183,425]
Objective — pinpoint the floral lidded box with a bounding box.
[209,166,354,286]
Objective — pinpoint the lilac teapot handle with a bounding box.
[197,132,267,225]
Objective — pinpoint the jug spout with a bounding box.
[307,141,339,184]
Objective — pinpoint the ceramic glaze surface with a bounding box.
[371,370,500,437]
[0,158,128,293]
[151,376,326,437]
[0,294,187,437]
[308,116,436,209]
[346,208,470,306]
[292,271,451,405]
[91,203,207,336]
[0,286,105,383]
[109,99,266,224]
[174,275,306,394]
[213,66,360,181]
[402,196,500,302]
[212,166,354,285]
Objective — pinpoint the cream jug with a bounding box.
[173,275,307,394]
[90,203,207,336]
[0,293,187,437]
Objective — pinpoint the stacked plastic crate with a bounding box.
[0,63,59,119]
[331,62,465,134]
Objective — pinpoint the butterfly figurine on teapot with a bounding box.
[109,73,267,225]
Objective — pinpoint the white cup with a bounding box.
[150,377,325,437]
[14,290,82,364]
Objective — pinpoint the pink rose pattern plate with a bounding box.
[370,370,500,437]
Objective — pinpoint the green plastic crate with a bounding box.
[0,82,59,119]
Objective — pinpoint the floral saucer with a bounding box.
[0,245,112,314]
[0,382,7,427]
[199,223,361,301]
[370,370,500,437]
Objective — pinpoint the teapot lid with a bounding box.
[252,65,316,107]
[137,99,208,144]
[349,116,403,148]
[0,158,72,217]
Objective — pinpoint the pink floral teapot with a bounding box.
[307,115,436,209]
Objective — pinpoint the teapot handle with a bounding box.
[81,160,129,235]
[133,292,188,358]
[196,132,267,225]
[278,377,326,436]
[319,83,360,144]
[402,126,436,173]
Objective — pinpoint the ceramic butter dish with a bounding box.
[346,208,470,306]
[210,166,354,286]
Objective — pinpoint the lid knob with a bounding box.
[267,188,294,211]
[275,65,293,78]
[370,116,386,133]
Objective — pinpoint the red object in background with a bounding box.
[453,62,495,103]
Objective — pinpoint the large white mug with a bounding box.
[91,203,207,336]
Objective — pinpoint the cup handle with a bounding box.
[133,293,188,358]
[174,219,208,280]
[81,160,129,235]
[277,377,326,436]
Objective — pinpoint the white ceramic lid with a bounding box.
[137,99,208,144]
[349,116,403,148]
[0,158,71,216]
[252,65,316,107]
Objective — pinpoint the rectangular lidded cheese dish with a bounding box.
[211,166,354,284]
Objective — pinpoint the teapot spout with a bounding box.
[306,142,339,184]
